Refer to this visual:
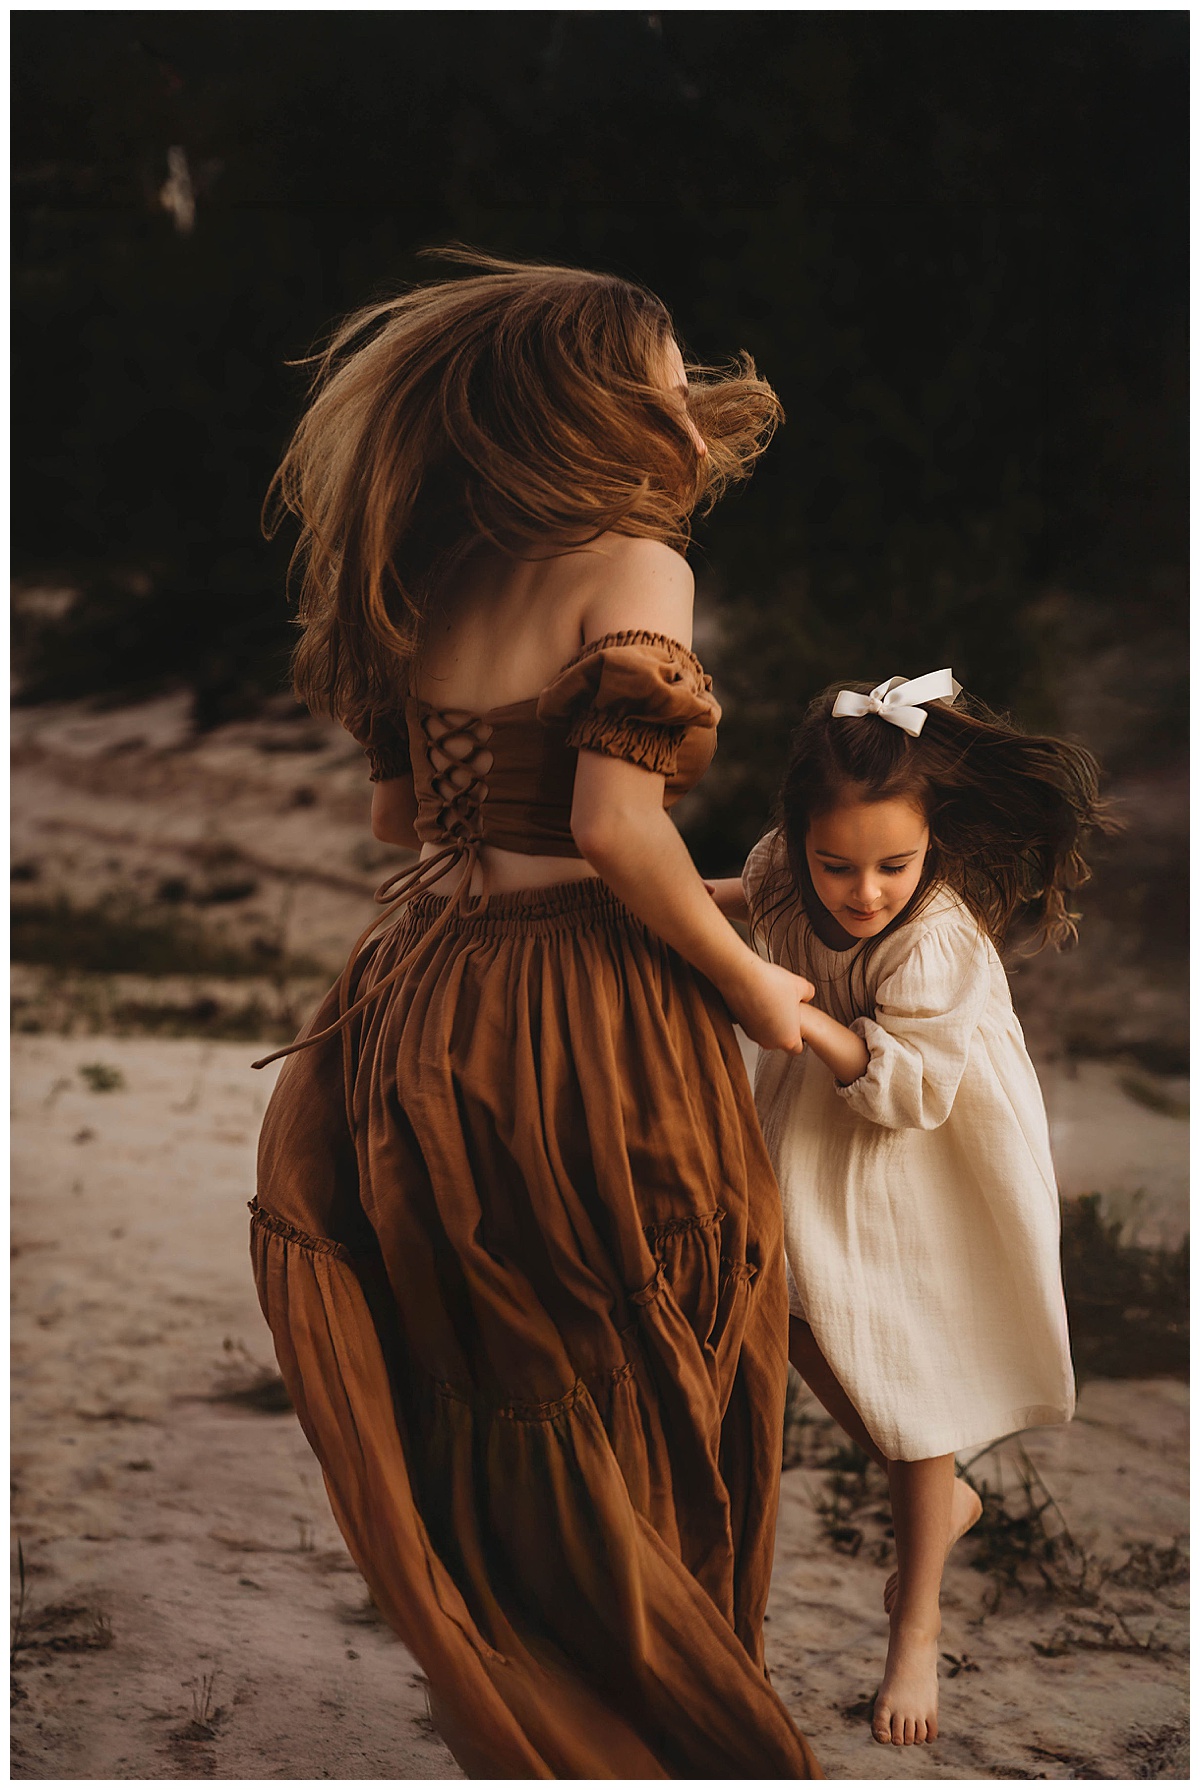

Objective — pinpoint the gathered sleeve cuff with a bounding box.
[345,706,413,784]
[834,913,992,1131]
[536,631,720,779]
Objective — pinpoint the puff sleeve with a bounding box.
[346,706,412,785]
[742,830,779,913]
[743,829,784,947]
[535,631,720,778]
[835,913,992,1131]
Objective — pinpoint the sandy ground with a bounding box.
[11,1036,1189,1781]
[10,696,1190,1777]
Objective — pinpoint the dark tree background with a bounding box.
[12,11,1187,865]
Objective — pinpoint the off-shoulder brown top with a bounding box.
[253,632,720,1074]
[355,629,721,856]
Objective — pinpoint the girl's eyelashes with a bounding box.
[815,863,910,876]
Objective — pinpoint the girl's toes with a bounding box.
[882,1569,898,1613]
[902,1716,916,1746]
[872,1703,893,1744]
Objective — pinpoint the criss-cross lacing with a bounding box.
[251,711,496,1118]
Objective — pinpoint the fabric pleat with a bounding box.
[252,877,820,1778]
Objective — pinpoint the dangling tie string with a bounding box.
[252,703,496,1120]
[249,840,481,1090]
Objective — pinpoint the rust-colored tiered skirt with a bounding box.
[251,878,820,1778]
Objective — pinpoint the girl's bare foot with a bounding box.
[883,1476,981,1613]
[872,1620,940,1745]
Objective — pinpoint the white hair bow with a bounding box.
[831,670,962,738]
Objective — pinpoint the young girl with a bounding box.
[711,670,1109,1750]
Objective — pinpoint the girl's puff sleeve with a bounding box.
[836,913,992,1130]
[742,829,786,956]
[535,633,719,778]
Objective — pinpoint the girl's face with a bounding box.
[655,338,708,457]
[805,797,930,939]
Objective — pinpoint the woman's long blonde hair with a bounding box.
[266,247,782,730]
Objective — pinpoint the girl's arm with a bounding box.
[835,921,991,1129]
[572,753,813,1053]
[706,877,750,923]
[795,1005,871,1085]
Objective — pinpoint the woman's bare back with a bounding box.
[414,537,639,711]
[404,535,694,893]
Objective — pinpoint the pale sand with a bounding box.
[11,1035,1188,1780]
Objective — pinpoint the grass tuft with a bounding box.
[212,1338,293,1412]
[79,1061,125,1092]
[959,1442,1094,1611]
[11,894,321,981]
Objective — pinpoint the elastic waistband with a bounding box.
[403,875,637,937]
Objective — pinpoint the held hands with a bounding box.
[726,957,814,1054]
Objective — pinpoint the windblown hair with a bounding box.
[756,681,1116,965]
[266,246,783,731]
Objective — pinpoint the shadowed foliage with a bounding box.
[12,17,1186,862]
[1060,1194,1188,1382]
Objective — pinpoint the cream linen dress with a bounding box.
[745,832,1075,1462]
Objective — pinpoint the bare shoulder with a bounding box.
[579,535,695,648]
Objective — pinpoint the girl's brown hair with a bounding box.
[266,247,783,731]
[756,681,1115,967]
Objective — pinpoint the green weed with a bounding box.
[79,1061,125,1092]
[11,894,321,981]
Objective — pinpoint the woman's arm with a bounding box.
[371,778,420,849]
[571,543,811,1050]
[571,752,812,1052]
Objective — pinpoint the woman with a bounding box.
[251,250,821,1777]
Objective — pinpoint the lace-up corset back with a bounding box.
[368,631,722,858]
[416,709,496,846]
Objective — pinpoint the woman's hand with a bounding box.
[723,956,814,1054]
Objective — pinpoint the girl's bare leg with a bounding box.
[788,1317,887,1466]
[883,1474,982,1614]
[872,1454,954,1744]
[788,1320,981,1579]
[788,1319,981,1745]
